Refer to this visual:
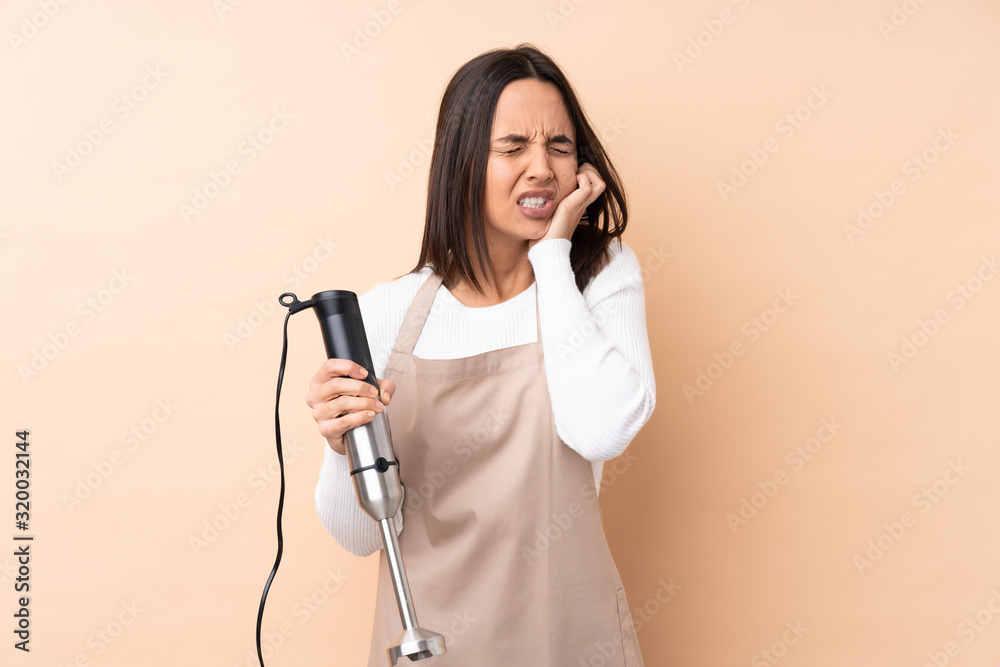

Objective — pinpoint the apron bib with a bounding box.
[367,273,643,666]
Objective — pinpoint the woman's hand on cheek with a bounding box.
[529,163,606,249]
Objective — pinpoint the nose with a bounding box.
[524,142,554,182]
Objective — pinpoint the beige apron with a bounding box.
[368,273,644,667]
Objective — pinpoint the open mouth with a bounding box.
[516,196,554,219]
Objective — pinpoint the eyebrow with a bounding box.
[495,133,574,145]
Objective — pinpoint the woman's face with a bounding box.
[482,78,580,247]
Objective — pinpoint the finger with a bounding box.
[578,164,604,186]
[577,162,604,184]
[577,168,605,207]
[577,162,599,180]
[312,393,382,423]
[377,378,396,405]
[588,175,606,200]
[316,409,378,441]
[326,377,380,402]
[306,376,379,408]
[309,358,370,387]
[571,172,595,210]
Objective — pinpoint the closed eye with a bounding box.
[494,132,575,155]
[494,146,573,156]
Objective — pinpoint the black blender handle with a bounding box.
[310,290,379,391]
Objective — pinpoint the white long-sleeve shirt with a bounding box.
[315,238,656,556]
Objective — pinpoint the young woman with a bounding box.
[306,44,655,666]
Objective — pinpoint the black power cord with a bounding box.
[255,295,314,666]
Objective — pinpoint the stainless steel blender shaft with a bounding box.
[379,518,418,629]
[345,413,446,664]
[379,518,446,665]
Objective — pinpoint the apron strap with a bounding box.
[393,272,444,355]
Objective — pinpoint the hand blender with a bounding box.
[308,290,446,665]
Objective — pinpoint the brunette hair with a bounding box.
[410,43,628,293]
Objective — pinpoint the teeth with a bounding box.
[518,196,548,208]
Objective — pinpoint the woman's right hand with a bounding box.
[305,359,396,455]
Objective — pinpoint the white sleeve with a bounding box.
[313,278,416,557]
[527,238,656,462]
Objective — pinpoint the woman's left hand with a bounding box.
[529,162,606,249]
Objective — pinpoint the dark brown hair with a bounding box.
[411,43,628,293]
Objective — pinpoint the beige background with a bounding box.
[3,0,999,665]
